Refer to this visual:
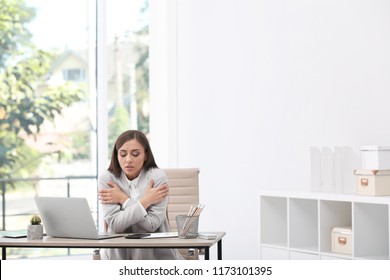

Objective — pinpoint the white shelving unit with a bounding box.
[259,191,390,260]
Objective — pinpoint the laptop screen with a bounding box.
[35,197,101,239]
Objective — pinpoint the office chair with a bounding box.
[164,168,200,259]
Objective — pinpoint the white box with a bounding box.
[361,146,390,170]
[331,227,352,255]
[354,169,390,196]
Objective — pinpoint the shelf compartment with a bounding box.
[260,196,287,246]
[320,253,352,260]
[319,200,352,253]
[260,245,289,260]
[354,202,389,259]
[289,198,318,251]
[290,250,319,260]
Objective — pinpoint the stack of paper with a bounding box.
[143,232,178,239]
[198,232,217,240]
[0,230,27,238]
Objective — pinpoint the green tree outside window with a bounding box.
[0,0,84,181]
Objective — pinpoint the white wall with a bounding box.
[150,0,390,259]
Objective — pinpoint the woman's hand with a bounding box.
[140,180,169,209]
[98,181,128,205]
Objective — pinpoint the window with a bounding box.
[0,0,149,259]
[106,0,150,148]
[62,69,86,82]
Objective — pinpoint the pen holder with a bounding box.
[176,215,199,239]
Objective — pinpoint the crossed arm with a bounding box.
[98,179,169,210]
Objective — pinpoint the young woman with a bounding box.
[98,130,183,260]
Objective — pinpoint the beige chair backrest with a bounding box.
[164,168,200,259]
[164,168,200,232]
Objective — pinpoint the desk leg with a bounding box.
[217,239,222,260]
[204,247,209,260]
[2,247,6,260]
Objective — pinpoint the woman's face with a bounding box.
[117,139,146,180]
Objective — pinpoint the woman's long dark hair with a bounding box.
[108,130,158,178]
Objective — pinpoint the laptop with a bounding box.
[35,197,122,240]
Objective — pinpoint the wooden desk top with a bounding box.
[0,232,226,249]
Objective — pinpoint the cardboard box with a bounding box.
[361,146,390,170]
[331,227,352,255]
[354,169,390,196]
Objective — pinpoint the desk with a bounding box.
[0,232,225,260]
